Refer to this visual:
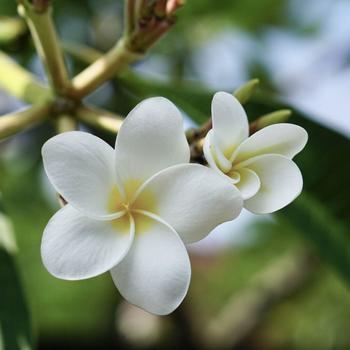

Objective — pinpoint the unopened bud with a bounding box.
[233,78,259,104]
[250,109,292,134]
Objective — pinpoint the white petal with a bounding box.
[210,131,232,172]
[204,131,240,184]
[203,130,232,173]
[243,154,303,214]
[212,91,249,157]
[111,217,190,315]
[42,131,120,219]
[134,164,243,243]
[41,205,134,280]
[203,130,220,171]
[115,97,190,187]
[236,168,260,200]
[233,123,308,163]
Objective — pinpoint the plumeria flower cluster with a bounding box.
[204,92,308,214]
[41,97,242,315]
[41,92,307,315]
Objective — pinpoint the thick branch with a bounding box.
[75,105,123,133]
[0,51,52,104]
[0,104,51,140]
[18,1,70,95]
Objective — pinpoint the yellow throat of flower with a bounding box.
[107,179,158,234]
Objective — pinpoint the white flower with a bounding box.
[204,91,308,214]
[41,97,242,315]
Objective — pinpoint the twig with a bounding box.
[124,0,137,36]
[68,0,181,99]
[0,104,51,140]
[17,0,70,95]
[70,38,142,99]
[55,114,77,134]
[0,50,52,104]
[75,105,123,134]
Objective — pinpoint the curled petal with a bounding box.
[236,168,260,200]
[204,130,232,173]
[41,205,134,280]
[244,154,303,214]
[111,217,190,315]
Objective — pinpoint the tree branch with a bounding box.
[18,0,70,95]
[55,114,77,133]
[68,0,182,99]
[0,51,52,104]
[75,105,123,134]
[0,104,51,140]
[69,38,142,99]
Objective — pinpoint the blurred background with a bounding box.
[0,0,350,349]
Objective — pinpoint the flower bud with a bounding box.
[233,78,259,104]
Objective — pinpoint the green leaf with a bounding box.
[0,209,34,350]
[277,195,350,283]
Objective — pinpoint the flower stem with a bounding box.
[69,38,143,99]
[55,114,77,133]
[18,1,70,95]
[0,51,52,104]
[68,0,181,99]
[0,104,51,140]
[124,0,136,36]
[75,105,123,134]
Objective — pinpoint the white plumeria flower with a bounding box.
[204,91,308,214]
[41,97,243,315]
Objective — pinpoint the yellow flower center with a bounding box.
[107,179,158,235]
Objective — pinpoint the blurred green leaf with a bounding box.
[0,207,34,350]
[278,195,350,285]
[0,165,119,340]
[251,97,350,283]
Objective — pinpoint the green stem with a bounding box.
[124,0,136,36]
[75,105,123,133]
[18,2,70,95]
[249,109,292,134]
[0,51,52,104]
[0,104,51,140]
[55,114,77,133]
[69,38,142,99]
[62,41,101,64]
